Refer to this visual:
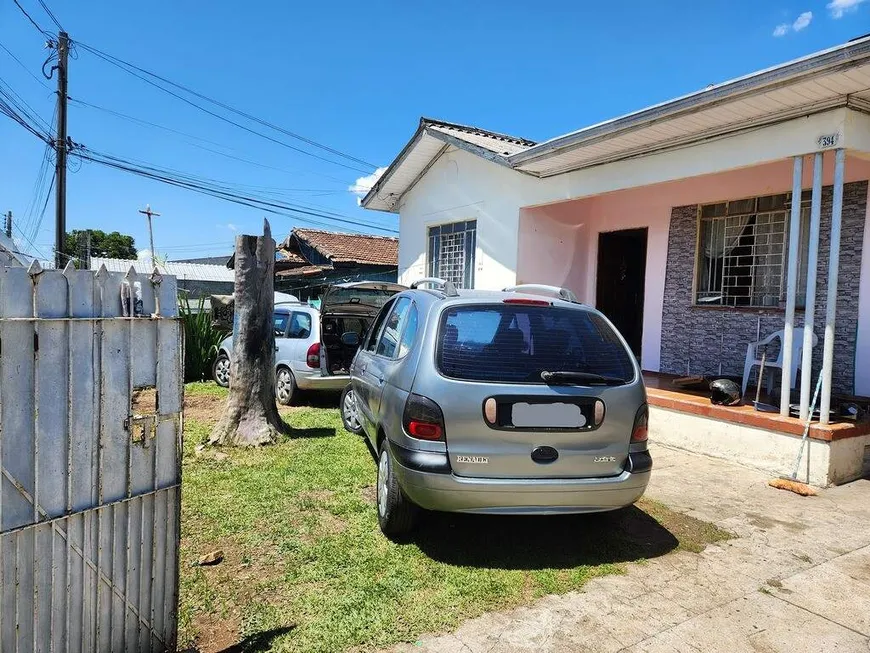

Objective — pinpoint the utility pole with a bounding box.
[54,31,69,269]
[138,204,161,264]
[4,211,11,239]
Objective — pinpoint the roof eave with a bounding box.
[361,121,534,213]
[361,120,428,211]
[510,34,870,168]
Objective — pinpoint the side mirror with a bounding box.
[341,331,360,347]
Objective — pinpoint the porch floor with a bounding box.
[643,372,870,442]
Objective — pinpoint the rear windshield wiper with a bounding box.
[540,371,627,386]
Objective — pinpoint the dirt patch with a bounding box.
[638,498,733,553]
[316,511,347,536]
[191,613,240,653]
[185,393,225,424]
[298,489,335,507]
[359,485,376,505]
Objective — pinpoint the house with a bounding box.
[272,228,398,301]
[89,257,235,302]
[362,36,870,486]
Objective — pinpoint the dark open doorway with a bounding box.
[596,228,648,358]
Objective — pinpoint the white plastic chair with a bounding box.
[742,328,817,396]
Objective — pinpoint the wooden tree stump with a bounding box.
[210,220,289,446]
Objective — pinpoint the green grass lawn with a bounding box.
[179,383,730,653]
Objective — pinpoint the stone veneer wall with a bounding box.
[660,181,868,395]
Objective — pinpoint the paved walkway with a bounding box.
[391,444,870,653]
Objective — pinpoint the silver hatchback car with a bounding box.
[344,279,652,538]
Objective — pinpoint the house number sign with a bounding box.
[817,133,839,149]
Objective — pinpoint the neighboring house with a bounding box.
[362,36,870,485]
[174,255,232,266]
[90,257,234,301]
[271,228,398,301]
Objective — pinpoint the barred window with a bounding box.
[695,193,811,308]
[428,220,476,289]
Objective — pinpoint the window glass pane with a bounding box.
[366,300,394,352]
[695,196,789,308]
[701,203,727,218]
[437,306,635,383]
[273,313,289,336]
[377,297,410,358]
[428,220,476,289]
[727,198,756,215]
[398,305,419,358]
[287,312,311,339]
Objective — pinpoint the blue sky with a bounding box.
[1,0,868,262]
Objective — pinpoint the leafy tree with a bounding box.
[65,229,137,260]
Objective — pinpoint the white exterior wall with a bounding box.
[397,148,549,289]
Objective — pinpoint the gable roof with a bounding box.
[361,117,536,213]
[362,35,870,213]
[291,228,398,266]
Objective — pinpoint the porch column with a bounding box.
[799,152,823,421]
[780,155,804,416]
[819,148,846,425]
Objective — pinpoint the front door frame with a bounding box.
[595,227,648,359]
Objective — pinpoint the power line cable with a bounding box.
[0,40,53,91]
[12,0,52,37]
[36,0,64,32]
[76,147,397,234]
[76,42,379,173]
[68,96,360,186]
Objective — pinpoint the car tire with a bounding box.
[275,367,296,406]
[340,385,363,435]
[376,442,417,539]
[213,352,231,388]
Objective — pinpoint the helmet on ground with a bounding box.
[710,379,741,406]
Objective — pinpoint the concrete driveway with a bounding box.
[391,444,870,653]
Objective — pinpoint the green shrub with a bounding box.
[179,296,228,382]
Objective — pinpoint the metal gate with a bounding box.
[0,262,183,652]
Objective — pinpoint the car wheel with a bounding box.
[377,442,417,538]
[213,352,231,388]
[275,367,296,406]
[340,385,363,434]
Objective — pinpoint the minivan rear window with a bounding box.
[437,305,635,383]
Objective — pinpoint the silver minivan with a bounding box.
[344,280,651,538]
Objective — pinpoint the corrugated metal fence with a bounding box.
[0,262,183,652]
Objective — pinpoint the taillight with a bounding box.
[593,399,605,427]
[403,394,446,441]
[631,403,648,443]
[306,343,320,368]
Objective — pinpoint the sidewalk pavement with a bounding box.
[390,443,870,653]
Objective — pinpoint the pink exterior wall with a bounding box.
[518,155,870,375]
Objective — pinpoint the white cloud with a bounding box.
[349,166,387,205]
[827,0,867,18]
[773,10,813,36]
[793,11,813,30]
[223,223,238,231]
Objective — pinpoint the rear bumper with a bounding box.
[293,369,349,391]
[389,442,651,515]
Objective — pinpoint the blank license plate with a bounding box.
[512,402,586,428]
